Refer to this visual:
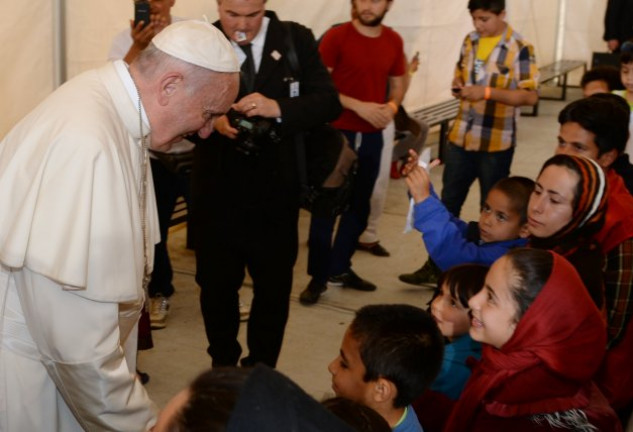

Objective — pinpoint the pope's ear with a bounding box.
[157,73,184,106]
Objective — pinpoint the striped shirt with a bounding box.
[448,25,539,152]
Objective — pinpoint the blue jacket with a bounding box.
[413,193,527,271]
[430,333,481,400]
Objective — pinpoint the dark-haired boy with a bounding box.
[328,304,443,431]
[443,0,538,218]
[580,65,624,97]
[555,94,633,418]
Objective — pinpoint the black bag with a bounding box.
[150,149,194,175]
[282,22,357,217]
[298,125,357,217]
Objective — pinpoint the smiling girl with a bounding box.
[444,248,620,431]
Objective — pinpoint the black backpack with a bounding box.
[283,22,357,218]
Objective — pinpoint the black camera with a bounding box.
[226,109,281,156]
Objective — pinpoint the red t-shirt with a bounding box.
[319,22,405,133]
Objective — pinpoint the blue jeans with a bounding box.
[440,143,515,217]
[308,130,383,283]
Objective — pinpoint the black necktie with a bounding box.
[240,43,256,94]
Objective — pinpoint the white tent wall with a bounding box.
[1,1,55,139]
[0,0,610,138]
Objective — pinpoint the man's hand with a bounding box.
[233,92,281,118]
[212,115,239,139]
[451,77,464,98]
[355,101,394,129]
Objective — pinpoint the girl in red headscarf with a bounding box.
[443,248,620,431]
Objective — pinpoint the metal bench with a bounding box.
[410,98,460,158]
[529,59,587,116]
[170,196,188,227]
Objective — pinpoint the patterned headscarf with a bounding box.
[529,154,608,253]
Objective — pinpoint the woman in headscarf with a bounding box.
[527,154,608,308]
[444,248,620,431]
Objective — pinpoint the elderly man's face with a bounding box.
[218,0,266,45]
[150,71,239,150]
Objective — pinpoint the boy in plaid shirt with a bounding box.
[443,0,539,218]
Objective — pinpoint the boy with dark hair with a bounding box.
[443,0,538,218]
[329,304,444,431]
[555,94,633,420]
[399,155,532,285]
[580,65,624,97]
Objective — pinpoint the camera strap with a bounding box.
[282,22,311,202]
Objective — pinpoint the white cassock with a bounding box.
[0,60,159,431]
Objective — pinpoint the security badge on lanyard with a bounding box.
[273,49,300,98]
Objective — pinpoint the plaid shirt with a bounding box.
[605,237,633,348]
[448,25,539,152]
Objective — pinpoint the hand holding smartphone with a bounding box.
[134,0,151,28]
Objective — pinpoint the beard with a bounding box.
[357,9,387,27]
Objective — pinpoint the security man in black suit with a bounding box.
[190,0,342,368]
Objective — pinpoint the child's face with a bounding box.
[468,256,518,349]
[621,62,633,92]
[527,165,576,239]
[478,189,526,243]
[470,9,506,38]
[582,80,610,97]
[328,328,374,406]
[430,282,472,341]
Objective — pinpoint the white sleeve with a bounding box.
[14,268,157,432]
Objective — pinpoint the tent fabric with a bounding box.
[1,0,609,138]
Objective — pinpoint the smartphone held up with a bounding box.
[134,0,151,28]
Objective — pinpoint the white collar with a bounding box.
[113,60,150,134]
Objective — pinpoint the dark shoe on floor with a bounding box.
[357,241,391,257]
[136,369,150,385]
[299,279,327,305]
[398,258,441,286]
[329,269,377,291]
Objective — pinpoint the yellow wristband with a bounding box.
[484,86,492,100]
[387,101,398,114]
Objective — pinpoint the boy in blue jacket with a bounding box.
[403,159,532,273]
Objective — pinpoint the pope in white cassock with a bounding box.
[0,21,239,431]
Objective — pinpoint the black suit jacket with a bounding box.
[604,0,633,44]
[191,11,341,225]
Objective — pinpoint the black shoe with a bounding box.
[357,241,390,257]
[299,279,327,305]
[398,259,441,286]
[240,357,257,368]
[136,369,150,385]
[329,269,377,291]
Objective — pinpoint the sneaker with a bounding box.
[356,241,391,257]
[150,295,170,330]
[329,269,376,292]
[299,279,327,305]
[239,301,250,322]
[398,259,441,286]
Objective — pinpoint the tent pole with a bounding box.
[554,0,566,63]
[53,0,67,87]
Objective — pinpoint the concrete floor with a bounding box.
[139,87,581,408]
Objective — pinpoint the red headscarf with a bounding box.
[444,252,606,431]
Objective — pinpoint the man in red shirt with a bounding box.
[301,0,405,305]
